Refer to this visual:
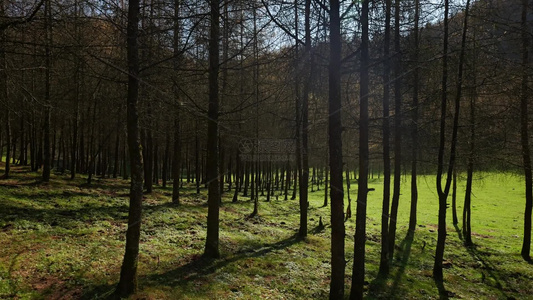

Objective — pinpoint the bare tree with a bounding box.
[116,0,144,295]
[350,0,369,298]
[328,0,345,298]
[204,0,221,259]
[520,0,532,262]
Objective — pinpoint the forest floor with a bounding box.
[0,164,532,299]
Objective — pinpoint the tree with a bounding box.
[520,0,532,262]
[328,0,345,298]
[388,0,402,261]
[42,0,52,182]
[172,0,182,205]
[116,0,144,295]
[434,0,470,281]
[408,0,420,235]
[379,0,392,275]
[350,0,369,298]
[0,0,10,180]
[204,0,221,259]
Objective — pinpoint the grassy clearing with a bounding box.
[0,164,532,299]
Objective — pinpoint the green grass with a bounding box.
[0,164,532,299]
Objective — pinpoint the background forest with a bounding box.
[1,0,533,299]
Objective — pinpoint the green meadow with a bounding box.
[1,165,532,299]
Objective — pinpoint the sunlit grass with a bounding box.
[0,164,531,299]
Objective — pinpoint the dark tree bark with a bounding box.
[298,0,312,238]
[172,118,181,204]
[434,0,470,280]
[329,0,345,298]
[379,0,392,276]
[42,0,52,182]
[204,0,221,259]
[195,121,200,194]
[113,134,120,178]
[115,0,144,295]
[408,0,420,235]
[1,0,10,179]
[172,0,181,204]
[162,130,169,188]
[345,168,352,220]
[520,0,532,262]
[323,164,328,207]
[463,89,476,247]
[452,169,458,225]
[388,0,402,261]
[350,1,369,299]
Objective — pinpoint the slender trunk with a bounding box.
[0,1,10,178]
[329,1,345,298]
[379,0,392,275]
[350,1,369,299]
[172,118,181,204]
[388,0,402,261]
[408,0,420,235]
[434,0,470,280]
[113,134,120,178]
[463,91,475,247]
[163,129,169,187]
[195,121,200,194]
[521,0,532,261]
[452,169,458,225]
[42,0,52,182]
[116,0,143,295]
[345,168,352,220]
[323,164,329,207]
[204,0,221,259]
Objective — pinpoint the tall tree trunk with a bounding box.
[520,0,532,261]
[172,118,181,204]
[42,0,52,182]
[1,0,10,179]
[298,0,311,238]
[204,0,221,259]
[116,0,143,295]
[408,0,420,235]
[379,0,392,276]
[350,1,369,299]
[329,1,345,298]
[463,88,476,247]
[388,0,402,261]
[163,129,169,188]
[434,0,470,280]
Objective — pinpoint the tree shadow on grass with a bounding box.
[452,223,514,299]
[433,277,449,300]
[368,232,415,299]
[81,233,304,299]
[390,232,414,294]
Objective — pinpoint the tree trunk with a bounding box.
[1,0,10,179]
[350,1,369,299]
[42,0,52,182]
[452,169,458,225]
[408,0,420,235]
[116,0,143,295]
[329,1,345,298]
[520,0,532,261]
[379,0,392,276]
[388,0,402,261]
[434,0,470,280]
[204,0,221,259]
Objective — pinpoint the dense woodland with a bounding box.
[1,0,533,298]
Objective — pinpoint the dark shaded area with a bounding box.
[81,234,303,299]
